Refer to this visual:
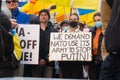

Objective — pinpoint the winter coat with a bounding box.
[11,8,30,24]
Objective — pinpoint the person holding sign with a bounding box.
[24,9,57,77]
[88,12,104,80]
[59,13,83,79]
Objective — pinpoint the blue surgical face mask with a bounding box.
[62,26,69,31]
[94,21,102,28]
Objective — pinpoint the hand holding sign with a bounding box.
[49,32,92,61]
[39,59,46,66]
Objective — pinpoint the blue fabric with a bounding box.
[77,8,95,15]
[11,8,30,24]
[11,29,16,35]
[18,2,27,7]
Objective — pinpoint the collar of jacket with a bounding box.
[67,25,81,32]
[11,8,19,17]
[43,21,53,31]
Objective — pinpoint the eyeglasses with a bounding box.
[6,1,17,4]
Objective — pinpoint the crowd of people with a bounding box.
[0,0,120,80]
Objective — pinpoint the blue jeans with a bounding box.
[100,53,120,80]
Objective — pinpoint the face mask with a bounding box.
[62,26,69,31]
[94,21,102,28]
[70,21,78,28]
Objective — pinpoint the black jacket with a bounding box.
[0,11,14,69]
[106,0,114,8]
[105,0,120,53]
[0,11,12,31]
[39,21,57,62]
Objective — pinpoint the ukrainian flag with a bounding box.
[21,0,100,25]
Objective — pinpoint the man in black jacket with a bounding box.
[100,0,120,80]
[24,9,57,77]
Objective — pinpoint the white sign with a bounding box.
[49,32,92,61]
[17,24,39,64]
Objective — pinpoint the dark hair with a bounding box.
[38,9,50,19]
[29,14,39,24]
[93,12,101,20]
[70,13,79,20]
[60,20,69,26]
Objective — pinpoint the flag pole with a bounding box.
[98,0,102,12]
[69,0,74,20]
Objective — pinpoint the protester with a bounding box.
[79,22,85,31]
[56,24,61,32]
[23,14,39,77]
[5,0,30,77]
[29,14,39,24]
[53,23,61,78]
[25,9,57,77]
[6,0,30,24]
[100,0,120,79]
[0,1,15,76]
[60,20,69,32]
[53,23,58,29]
[59,13,83,79]
[88,12,103,80]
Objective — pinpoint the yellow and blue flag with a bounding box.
[20,0,100,25]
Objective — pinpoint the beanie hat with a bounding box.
[38,9,50,19]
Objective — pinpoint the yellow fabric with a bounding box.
[21,0,100,24]
[13,33,22,61]
[80,12,96,26]
[93,28,102,55]
[73,0,99,9]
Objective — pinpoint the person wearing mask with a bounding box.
[88,12,103,80]
[6,0,30,24]
[25,9,57,77]
[59,13,83,79]
[60,20,69,32]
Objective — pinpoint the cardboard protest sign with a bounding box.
[17,24,39,64]
[49,32,92,61]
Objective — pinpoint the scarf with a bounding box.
[93,28,102,55]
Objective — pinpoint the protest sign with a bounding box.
[17,24,39,64]
[49,32,92,61]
